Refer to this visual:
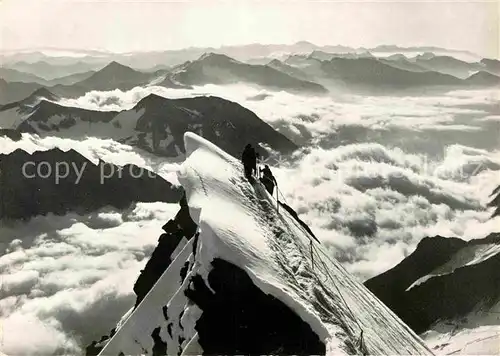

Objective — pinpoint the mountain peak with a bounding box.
[133,93,173,110]
[29,87,58,101]
[416,52,436,60]
[100,60,135,72]
[197,52,238,64]
[267,58,282,66]
[74,60,149,90]
[294,40,315,47]
[386,53,408,61]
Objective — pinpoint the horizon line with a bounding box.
[0,42,480,57]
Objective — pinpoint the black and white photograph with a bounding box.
[0,0,499,355]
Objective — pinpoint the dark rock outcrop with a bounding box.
[0,129,22,141]
[365,233,500,333]
[85,195,195,356]
[184,258,326,355]
[0,148,182,220]
[16,99,117,135]
[132,94,298,158]
[133,193,198,307]
[488,184,500,217]
[85,341,101,356]
[85,328,116,356]
[151,327,168,356]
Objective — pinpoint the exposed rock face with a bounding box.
[0,148,182,220]
[184,258,326,355]
[488,184,500,217]
[133,193,198,307]
[365,233,500,333]
[0,129,22,141]
[9,94,298,159]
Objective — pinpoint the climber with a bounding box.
[241,144,257,180]
[255,151,261,171]
[260,164,277,195]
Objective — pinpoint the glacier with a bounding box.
[97,132,434,355]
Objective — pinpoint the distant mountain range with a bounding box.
[0,66,96,86]
[0,43,483,70]
[0,91,298,159]
[278,53,500,91]
[0,78,43,105]
[5,60,101,80]
[162,53,327,94]
[320,57,462,88]
[0,67,52,85]
[1,50,500,105]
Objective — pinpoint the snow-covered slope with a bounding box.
[423,301,500,355]
[97,132,433,355]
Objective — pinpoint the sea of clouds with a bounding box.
[1,84,499,354]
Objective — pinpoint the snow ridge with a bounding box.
[98,132,434,355]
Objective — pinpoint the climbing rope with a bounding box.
[252,167,367,354]
[191,167,208,196]
[274,184,368,355]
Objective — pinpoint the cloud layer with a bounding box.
[1,84,499,354]
[0,203,179,355]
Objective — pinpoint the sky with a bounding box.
[0,0,498,58]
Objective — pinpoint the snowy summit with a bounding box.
[96,132,434,355]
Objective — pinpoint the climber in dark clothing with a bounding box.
[260,164,277,195]
[241,144,257,180]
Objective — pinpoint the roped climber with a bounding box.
[260,164,277,195]
[241,144,257,180]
